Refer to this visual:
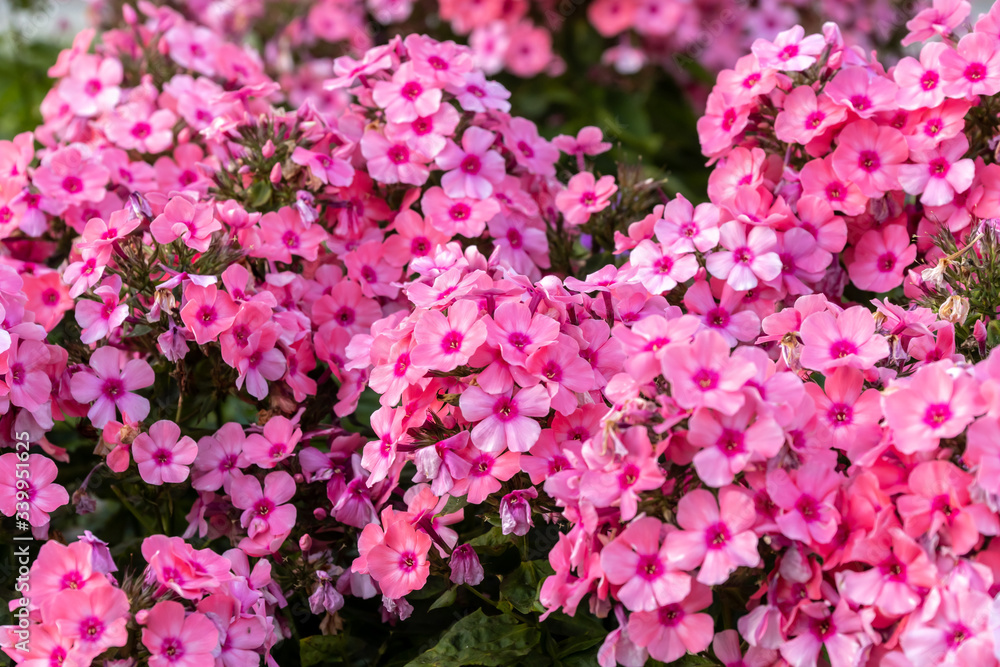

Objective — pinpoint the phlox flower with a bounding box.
[898,135,975,206]
[627,583,714,663]
[696,91,750,158]
[689,404,784,487]
[234,328,286,400]
[555,172,618,226]
[824,67,899,119]
[345,240,405,300]
[666,487,761,585]
[57,54,122,117]
[104,103,177,154]
[192,422,251,492]
[33,145,109,209]
[899,585,995,666]
[360,130,431,186]
[894,42,949,110]
[411,300,488,371]
[799,306,889,373]
[421,186,500,237]
[75,275,128,344]
[799,157,868,216]
[5,338,52,412]
[51,587,130,659]
[291,146,354,187]
[485,301,560,367]
[150,195,221,253]
[751,25,825,71]
[706,221,782,291]
[69,346,154,428]
[447,70,511,112]
[579,427,665,521]
[363,406,411,486]
[435,127,505,200]
[683,280,761,347]
[2,620,84,667]
[369,338,425,407]
[839,527,938,616]
[312,280,383,338]
[940,32,1000,98]
[661,329,756,416]
[884,362,984,454]
[767,460,843,545]
[356,509,432,600]
[847,225,917,293]
[712,629,778,667]
[552,125,612,157]
[654,194,720,254]
[903,0,970,45]
[502,117,559,177]
[459,384,550,453]
[405,34,474,87]
[386,105,460,161]
[780,600,874,667]
[520,334,595,415]
[244,415,303,471]
[805,367,883,458]
[0,453,68,527]
[179,283,239,345]
[831,120,908,198]
[257,206,328,263]
[450,444,520,504]
[142,600,220,667]
[600,516,691,612]
[28,541,105,615]
[230,470,297,556]
[132,420,198,485]
[629,240,699,294]
[774,86,847,145]
[372,62,442,123]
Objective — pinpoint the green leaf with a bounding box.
[247,180,273,208]
[468,525,512,556]
[299,634,368,667]
[404,609,541,667]
[499,560,553,615]
[556,633,605,659]
[428,586,457,610]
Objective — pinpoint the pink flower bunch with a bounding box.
[0,534,280,666]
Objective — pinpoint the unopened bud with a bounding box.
[939,295,969,325]
[262,139,276,158]
[449,544,484,585]
[269,162,282,184]
[500,488,537,536]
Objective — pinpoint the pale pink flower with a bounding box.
[799,306,889,373]
[774,86,847,145]
[706,221,782,291]
[666,486,760,584]
[627,583,714,663]
[847,225,917,293]
[0,453,68,527]
[51,587,130,659]
[689,405,784,487]
[142,600,220,667]
[751,26,826,71]
[459,385,551,452]
[133,420,198,485]
[70,346,154,428]
[372,62,442,122]
[940,32,1000,97]
[894,42,949,109]
[898,135,975,206]
[150,195,221,253]
[884,362,984,454]
[435,127,506,200]
[411,300,488,371]
[230,470,297,556]
[360,130,431,186]
[831,120,908,198]
[600,516,691,612]
[556,172,618,226]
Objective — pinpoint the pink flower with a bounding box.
[180,283,239,345]
[847,225,917,293]
[5,338,52,412]
[57,54,122,117]
[767,461,842,545]
[884,362,984,454]
[627,583,714,663]
[502,117,559,177]
[522,334,595,415]
[903,0,970,45]
[665,486,760,585]
[940,32,1000,97]
[825,67,898,119]
[459,385,551,452]
[244,415,302,470]
[600,516,691,612]
[839,527,938,616]
[552,126,612,157]
[104,103,177,154]
[661,330,756,415]
[51,587,130,659]
[192,422,251,492]
[629,240,700,294]
[751,26,826,71]
[70,346,154,428]
[33,145,110,209]
[360,130,431,186]
[230,470,297,556]
[799,306,889,373]
[831,120,908,198]
[806,367,883,458]
[28,541,105,615]
[435,127,506,200]
[654,194,720,254]
[706,221,782,291]
[421,186,500,237]
[800,157,868,216]
[372,62,442,122]
[556,172,618,226]
[291,146,354,186]
[781,600,873,667]
[258,206,329,263]
[358,510,432,599]
[75,275,129,344]
[485,301,560,367]
[133,420,198,485]
[150,195,221,253]
[451,444,520,504]
[234,328,286,400]
[0,453,68,527]
[898,135,975,206]
[688,405,784,487]
[894,42,949,109]
[774,86,847,145]
[411,300,488,371]
[142,600,220,667]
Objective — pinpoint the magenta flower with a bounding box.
[459,385,551,453]
[627,583,714,663]
[230,470,297,556]
[51,587,130,659]
[179,283,239,345]
[940,32,1000,98]
[192,422,252,493]
[555,171,618,226]
[799,306,889,373]
[0,453,69,527]
[688,405,784,487]
[372,62,442,123]
[839,527,938,616]
[70,346,154,428]
[360,130,431,186]
[805,367,882,458]
[706,221,782,291]
[75,275,129,344]
[767,461,842,545]
[665,487,760,584]
[150,194,221,253]
[485,301,560,367]
[831,120,908,198]
[411,300,488,372]
[359,511,432,600]
[5,338,52,412]
[780,600,872,667]
[141,600,220,667]
[436,127,506,200]
[132,420,198,485]
[600,516,692,612]
[661,330,756,416]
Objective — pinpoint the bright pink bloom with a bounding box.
[75,275,129,344]
[900,586,995,665]
[839,527,939,616]
[69,346,154,428]
[894,42,949,109]
[142,600,220,667]
[150,195,221,253]
[781,600,873,667]
[552,125,612,157]
[654,194,720,253]
[291,146,354,186]
[192,422,251,493]
[600,516,691,612]
[799,157,868,216]
[556,172,618,226]
[421,186,500,237]
[459,385,550,452]
[357,509,432,599]
[33,146,110,209]
[51,587,130,659]
[904,0,970,45]
[825,67,898,119]
[661,330,756,415]
[799,306,889,373]
[629,240,699,294]
[847,225,917,293]
[257,206,329,263]
[57,54,122,117]
[899,135,975,206]
[435,127,506,200]
[0,453,68,527]
[133,420,198,485]
[774,86,847,144]
[28,541,104,615]
[485,301,560,367]
[411,300,488,371]
[5,339,52,411]
[244,415,302,470]
[751,26,826,71]
[688,405,784,487]
[884,362,984,454]
[706,221,782,291]
[831,120,908,198]
[234,328,286,400]
[627,583,714,663]
[360,130,431,186]
[666,486,760,584]
[767,461,842,545]
[230,470,297,556]
[940,32,1000,97]
[806,367,883,457]
[180,283,239,345]
[372,62,442,122]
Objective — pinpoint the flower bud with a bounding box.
[299,534,313,552]
[500,488,537,536]
[269,162,283,184]
[449,544,484,586]
[262,139,276,158]
[80,530,117,574]
[308,571,345,614]
[313,507,327,521]
[939,295,969,325]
